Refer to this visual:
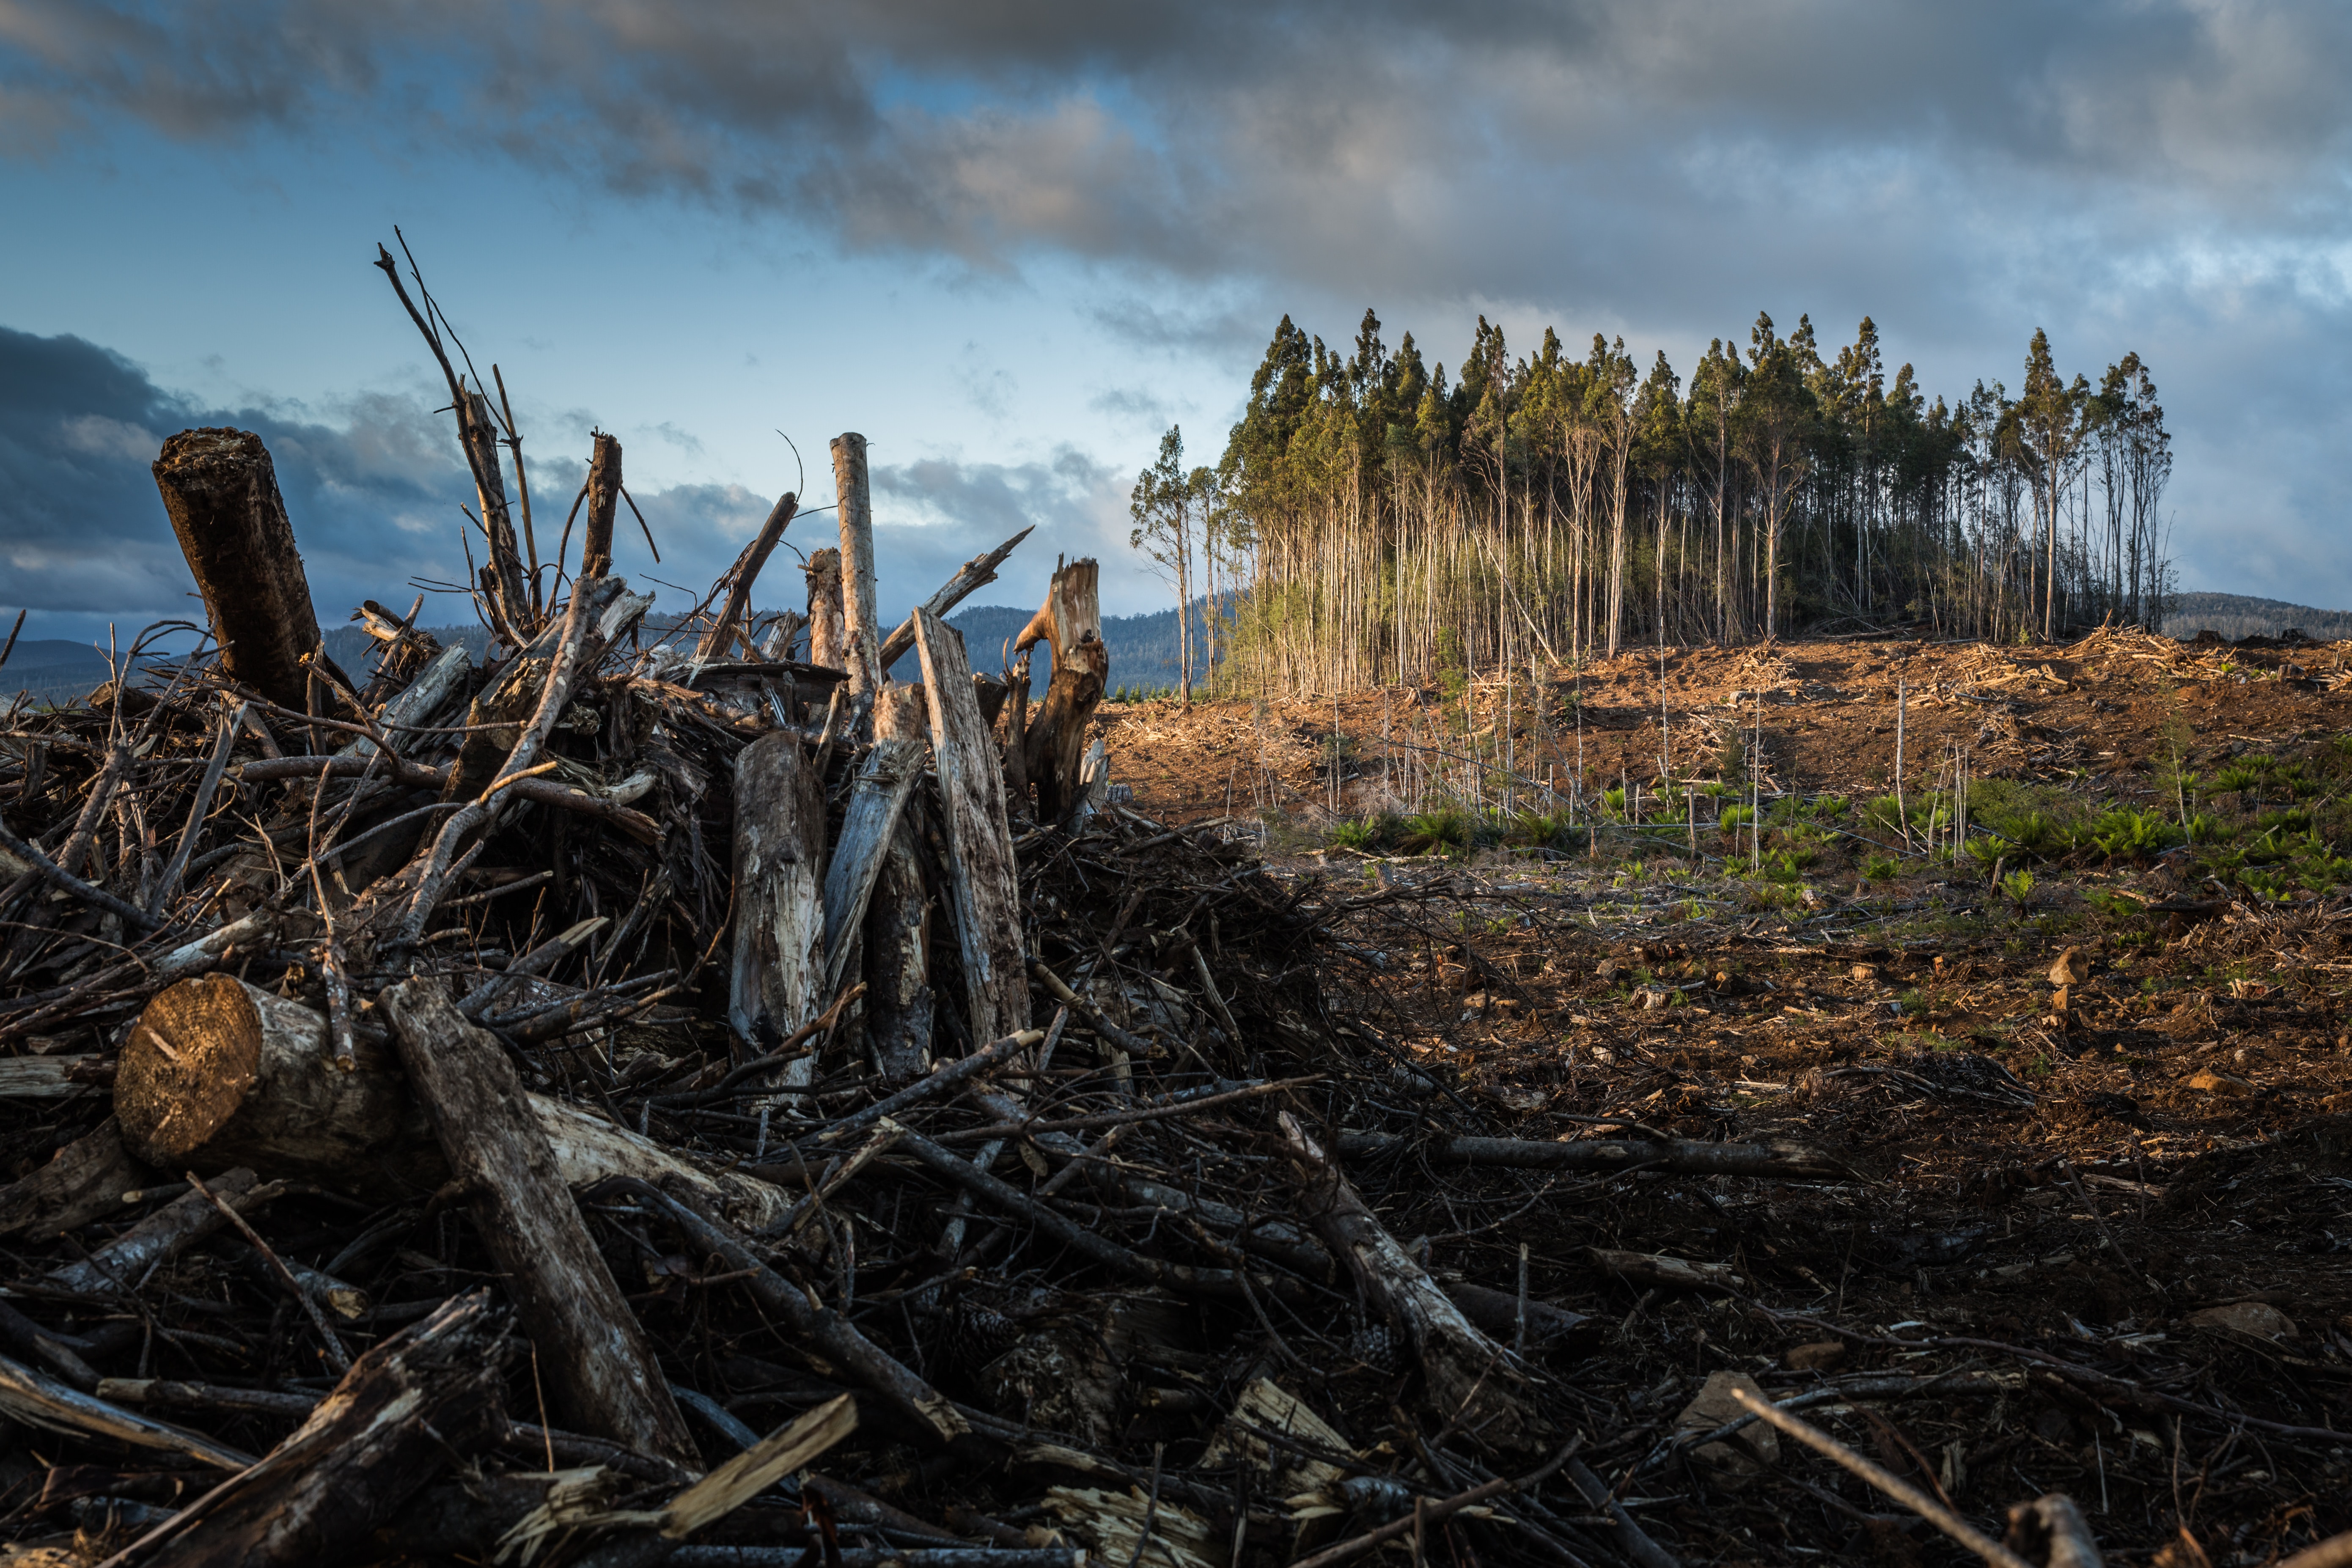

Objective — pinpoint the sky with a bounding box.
[4,0,2352,650]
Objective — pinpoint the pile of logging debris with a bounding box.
[0,253,2173,1568]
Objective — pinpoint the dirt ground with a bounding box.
[1087,628,2352,1565]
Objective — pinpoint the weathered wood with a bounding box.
[696,491,800,660]
[913,609,1030,1047]
[113,975,797,1222]
[340,641,470,759]
[864,818,934,1085]
[0,1117,150,1239]
[583,429,624,578]
[730,732,826,1087]
[822,736,925,994]
[115,975,430,1187]
[805,547,847,671]
[462,386,532,635]
[379,979,701,1472]
[831,433,884,703]
[0,1351,255,1471]
[1279,1111,1541,1450]
[1015,558,1109,822]
[46,1167,272,1296]
[151,428,322,711]
[876,526,1037,674]
[105,1292,514,1566]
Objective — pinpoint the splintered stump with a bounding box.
[914,608,1030,1046]
[806,547,847,672]
[151,428,322,711]
[581,429,623,579]
[112,975,794,1228]
[380,979,701,1473]
[116,1292,513,1567]
[1015,557,1110,822]
[730,731,827,1081]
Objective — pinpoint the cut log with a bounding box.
[1278,1112,1541,1450]
[832,433,883,703]
[1014,558,1109,822]
[115,973,434,1188]
[104,1291,514,1566]
[730,732,827,1086]
[379,979,701,1473]
[582,429,624,579]
[113,975,795,1227]
[151,428,322,711]
[822,736,926,994]
[806,547,846,672]
[876,526,1037,675]
[913,609,1030,1047]
[695,491,800,661]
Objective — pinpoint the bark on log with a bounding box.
[1279,1112,1542,1450]
[462,387,531,636]
[1332,1131,1844,1181]
[0,1352,255,1471]
[696,492,800,661]
[151,428,321,711]
[805,548,847,672]
[114,975,794,1227]
[913,610,1030,1047]
[340,642,470,760]
[831,433,883,704]
[730,732,827,1086]
[822,736,925,994]
[583,430,624,579]
[104,1291,514,1566]
[46,1167,273,1297]
[876,526,1036,675]
[379,979,701,1473]
[863,819,934,1085]
[0,1117,151,1240]
[1014,558,1109,822]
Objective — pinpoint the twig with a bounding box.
[187,1171,351,1374]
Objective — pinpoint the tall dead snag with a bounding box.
[151,428,321,711]
[914,609,1030,1047]
[379,980,701,1474]
[832,432,884,706]
[695,491,800,660]
[730,732,826,1085]
[1015,557,1110,822]
[805,547,847,671]
[1279,1112,1543,1451]
[110,1292,512,1567]
[581,430,624,579]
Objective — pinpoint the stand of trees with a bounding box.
[1143,310,2173,697]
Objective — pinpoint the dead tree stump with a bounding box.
[805,547,846,672]
[914,609,1029,1046]
[151,428,322,711]
[1015,557,1110,822]
[581,430,623,579]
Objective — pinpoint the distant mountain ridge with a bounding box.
[2166,592,2352,643]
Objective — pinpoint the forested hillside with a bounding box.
[2166,592,2352,643]
[1126,310,2177,697]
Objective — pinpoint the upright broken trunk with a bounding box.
[832,432,884,706]
[581,430,624,579]
[1015,558,1110,823]
[461,387,531,638]
[379,980,701,1474]
[805,548,847,672]
[913,610,1030,1048]
[695,491,800,660]
[106,1292,513,1568]
[730,732,826,1084]
[861,692,934,1084]
[151,428,323,712]
[1278,1111,1541,1451]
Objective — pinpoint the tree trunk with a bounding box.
[113,975,794,1227]
[696,492,800,661]
[110,1292,515,1565]
[462,388,531,637]
[875,526,1036,676]
[582,430,624,579]
[863,816,934,1085]
[379,980,701,1473]
[832,433,883,706]
[730,733,826,1084]
[1015,559,1110,823]
[913,610,1030,1049]
[805,548,847,672]
[1279,1112,1541,1450]
[822,736,925,994]
[151,428,322,711]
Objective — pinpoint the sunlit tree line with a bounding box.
[1130,309,2173,699]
